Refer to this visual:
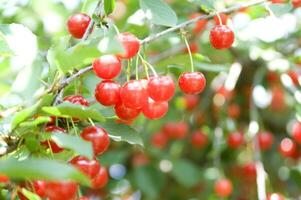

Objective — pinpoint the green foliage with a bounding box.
[104,0,116,15]
[269,3,293,17]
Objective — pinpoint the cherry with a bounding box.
[191,131,208,149]
[95,80,121,106]
[271,0,286,3]
[243,163,257,180]
[117,32,140,59]
[33,180,47,198]
[69,156,101,178]
[178,72,206,94]
[151,132,168,149]
[183,95,199,111]
[214,179,233,197]
[227,132,244,149]
[81,126,110,155]
[183,42,199,54]
[44,181,78,200]
[0,173,9,184]
[214,13,228,25]
[162,122,188,139]
[92,55,122,79]
[63,95,89,107]
[132,152,150,167]
[189,13,208,34]
[227,104,241,119]
[147,76,175,102]
[142,98,168,119]
[257,131,274,151]
[292,122,301,143]
[270,86,285,111]
[267,193,285,200]
[279,137,297,158]
[114,103,140,120]
[91,166,109,189]
[67,13,91,39]
[120,80,148,109]
[287,70,300,85]
[292,0,301,8]
[210,25,234,49]
[42,126,66,153]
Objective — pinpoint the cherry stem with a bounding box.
[88,118,95,126]
[135,56,139,80]
[183,34,194,72]
[70,118,78,136]
[127,60,131,81]
[215,12,223,26]
[112,24,120,35]
[138,54,158,77]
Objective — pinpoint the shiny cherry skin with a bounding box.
[292,0,301,8]
[210,25,234,49]
[227,132,244,149]
[44,181,78,200]
[214,13,228,25]
[91,166,109,189]
[117,32,140,59]
[67,13,91,39]
[148,76,175,102]
[257,131,274,151]
[178,72,206,94]
[183,95,199,111]
[151,132,168,149]
[292,122,301,144]
[33,180,47,198]
[120,80,148,109]
[92,55,122,79]
[81,126,110,155]
[142,98,168,119]
[63,95,89,107]
[163,122,188,139]
[214,179,233,197]
[42,126,66,153]
[191,131,208,149]
[189,13,208,34]
[69,156,101,178]
[114,103,140,120]
[279,137,297,158]
[267,193,285,200]
[95,80,121,106]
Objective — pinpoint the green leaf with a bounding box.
[140,0,178,27]
[193,53,211,63]
[192,0,215,11]
[99,150,129,166]
[0,158,90,186]
[41,102,105,122]
[97,121,143,146]
[171,159,200,187]
[268,3,292,17]
[195,63,229,72]
[98,36,125,55]
[21,188,41,200]
[51,133,93,159]
[20,116,51,127]
[104,0,116,15]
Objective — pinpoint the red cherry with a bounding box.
[183,42,199,54]
[184,95,199,111]
[0,173,9,184]
[271,0,286,3]
[210,25,234,49]
[227,132,244,149]
[151,132,168,149]
[270,86,286,111]
[95,80,121,106]
[191,131,208,149]
[132,152,150,167]
[91,166,109,189]
[45,181,78,200]
[267,193,285,200]
[69,156,100,178]
[114,103,140,120]
[142,98,168,119]
[214,179,233,197]
[33,180,47,198]
[92,55,122,79]
[189,13,208,34]
[279,137,297,158]
[292,122,301,144]
[243,163,257,179]
[63,95,89,107]
[67,13,91,39]
[163,122,188,139]
[42,126,66,153]
[292,0,301,8]
[257,131,274,151]
[214,13,228,25]
[117,32,140,59]
[120,80,148,109]
[228,104,241,119]
[148,76,175,102]
[178,72,206,94]
[81,126,110,155]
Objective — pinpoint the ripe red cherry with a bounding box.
[243,163,257,180]
[163,122,188,139]
[267,193,285,200]
[228,104,241,119]
[214,179,233,197]
[271,0,286,3]
[63,95,89,107]
[67,13,91,39]
[257,132,274,151]
[120,80,148,109]
[147,76,175,102]
[214,13,228,25]
[227,132,244,149]
[292,0,301,8]
[33,180,47,198]
[292,122,301,144]
[81,126,110,155]
[0,174,9,184]
[184,95,199,111]
[69,156,100,178]
[210,25,234,49]
[117,32,140,59]
[42,126,66,153]
[191,131,208,149]
[91,166,109,189]
[114,103,140,120]
[178,72,206,94]
[151,132,168,149]
[183,42,199,54]
[92,55,122,79]
[279,138,297,157]
[142,98,168,119]
[44,181,78,200]
[189,13,208,34]
[95,80,121,106]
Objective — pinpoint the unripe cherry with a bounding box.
[95,80,121,106]
[92,55,122,79]
[67,13,91,39]
[210,25,234,49]
[214,179,233,197]
[142,98,168,119]
[147,76,175,102]
[117,32,140,59]
[178,72,206,94]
